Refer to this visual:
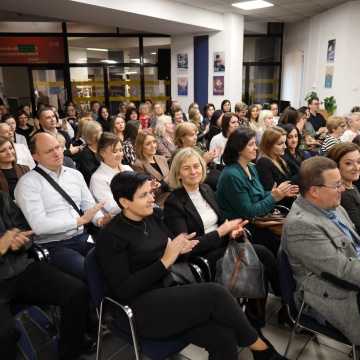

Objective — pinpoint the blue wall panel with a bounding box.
[194,35,209,111]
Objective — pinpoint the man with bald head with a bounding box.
[14,133,108,279]
[0,123,35,169]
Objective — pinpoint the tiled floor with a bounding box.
[85,295,353,360]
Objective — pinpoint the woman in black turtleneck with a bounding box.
[95,171,287,360]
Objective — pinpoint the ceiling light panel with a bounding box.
[232,1,274,10]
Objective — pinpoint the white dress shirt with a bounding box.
[15,133,28,147]
[90,162,133,215]
[14,164,103,244]
[14,143,35,169]
[209,132,228,164]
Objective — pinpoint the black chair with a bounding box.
[278,249,358,359]
[84,248,190,360]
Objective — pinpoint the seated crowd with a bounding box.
[1,96,360,360]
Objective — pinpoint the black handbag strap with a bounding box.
[34,166,83,216]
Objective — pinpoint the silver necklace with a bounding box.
[121,215,149,236]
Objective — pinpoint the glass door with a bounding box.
[32,68,66,112]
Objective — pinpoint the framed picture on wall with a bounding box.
[213,76,224,96]
[327,39,336,63]
[177,53,188,70]
[177,77,188,96]
[325,66,334,88]
[213,52,225,72]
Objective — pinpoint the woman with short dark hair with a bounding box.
[209,112,239,165]
[96,170,287,360]
[217,128,298,256]
[90,132,132,216]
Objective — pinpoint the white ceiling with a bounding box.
[174,0,348,23]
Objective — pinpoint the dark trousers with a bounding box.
[118,283,258,360]
[44,232,93,280]
[0,262,88,360]
[248,224,281,258]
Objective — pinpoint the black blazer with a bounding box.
[74,146,100,185]
[164,183,227,257]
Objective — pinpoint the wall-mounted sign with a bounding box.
[0,37,65,64]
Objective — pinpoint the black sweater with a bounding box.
[95,209,169,303]
[341,187,360,234]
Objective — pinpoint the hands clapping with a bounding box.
[161,232,199,269]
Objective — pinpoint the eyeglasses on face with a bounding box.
[316,182,344,190]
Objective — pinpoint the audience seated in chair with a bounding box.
[133,131,170,207]
[14,133,109,280]
[2,114,28,147]
[0,137,29,199]
[164,147,282,329]
[74,120,102,185]
[154,115,176,159]
[256,127,299,209]
[90,132,133,216]
[217,128,298,257]
[0,190,89,360]
[320,116,346,154]
[95,171,287,360]
[0,123,35,169]
[327,143,360,233]
[282,156,360,345]
[209,112,239,165]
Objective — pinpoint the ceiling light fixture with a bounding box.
[100,59,118,64]
[150,52,157,55]
[232,0,273,10]
[87,47,108,52]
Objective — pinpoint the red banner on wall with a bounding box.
[0,37,64,64]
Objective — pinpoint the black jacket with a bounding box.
[74,146,100,185]
[0,191,32,281]
[164,184,227,260]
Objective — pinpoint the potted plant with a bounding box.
[324,96,337,116]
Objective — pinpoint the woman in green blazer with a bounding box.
[217,128,298,256]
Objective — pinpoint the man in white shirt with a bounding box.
[15,133,109,279]
[0,123,35,169]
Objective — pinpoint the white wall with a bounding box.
[171,35,194,111]
[282,1,360,114]
[208,13,244,109]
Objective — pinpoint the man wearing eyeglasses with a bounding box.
[308,97,327,135]
[282,156,360,345]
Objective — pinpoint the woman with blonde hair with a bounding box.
[321,116,347,154]
[133,131,170,206]
[165,147,282,330]
[74,120,102,185]
[256,127,299,207]
[72,116,92,147]
[154,115,176,159]
[174,122,217,164]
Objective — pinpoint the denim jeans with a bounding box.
[43,232,93,280]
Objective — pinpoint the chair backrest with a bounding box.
[84,247,105,308]
[278,249,297,312]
